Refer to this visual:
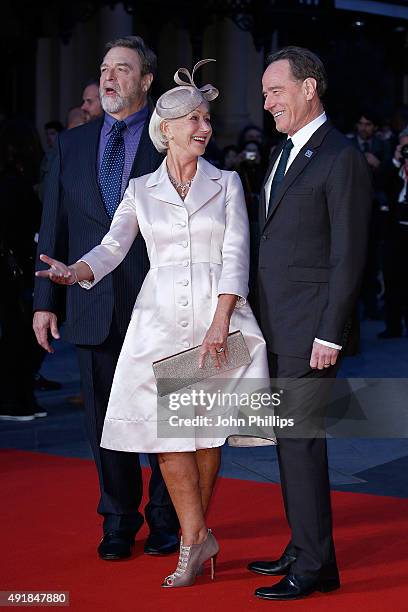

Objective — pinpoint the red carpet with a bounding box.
[1,449,408,611]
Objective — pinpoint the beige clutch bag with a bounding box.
[152,330,252,397]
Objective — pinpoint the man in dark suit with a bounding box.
[379,128,408,337]
[348,110,392,320]
[248,47,372,600]
[33,36,179,560]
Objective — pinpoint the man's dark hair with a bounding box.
[83,79,100,89]
[267,46,328,99]
[356,109,381,127]
[44,120,64,132]
[105,35,157,78]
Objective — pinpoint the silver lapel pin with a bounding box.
[305,149,313,158]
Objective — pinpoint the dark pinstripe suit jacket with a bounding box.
[257,120,372,358]
[33,109,163,345]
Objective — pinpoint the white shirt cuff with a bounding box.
[314,338,342,350]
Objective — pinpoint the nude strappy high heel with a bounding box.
[161,529,219,588]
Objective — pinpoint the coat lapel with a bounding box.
[146,158,185,207]
[84,116,111,226]
[146,156,222,213]
[183,157,222,216]
[263,120,334,230]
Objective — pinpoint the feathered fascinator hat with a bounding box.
[155,59,219,119]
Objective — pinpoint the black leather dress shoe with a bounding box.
[144,530,180,555]
[34,374,62,391]
[248,553,296,576]
[97,531,135,560]
[255,573,340,601]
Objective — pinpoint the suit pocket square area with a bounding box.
[152,331,252,397]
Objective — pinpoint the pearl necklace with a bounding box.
[168,171,195,199]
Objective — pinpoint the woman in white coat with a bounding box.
[36,61,271,588]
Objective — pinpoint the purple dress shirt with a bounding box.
[98,104,149,198]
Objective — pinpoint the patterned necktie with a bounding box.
[267,138,294,213]
[99,120,126,219]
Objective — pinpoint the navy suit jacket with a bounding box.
[33,109,163,345]
[257,120,372,358]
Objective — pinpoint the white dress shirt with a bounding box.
[264,112,342,351]
[265,112,327,207]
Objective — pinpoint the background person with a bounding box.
[379,127,408,338]
[349,110,391,320]
[66,106,87,130]
[0,118,47,421]
[81,80,103,121]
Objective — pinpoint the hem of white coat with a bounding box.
[101,418,228,452]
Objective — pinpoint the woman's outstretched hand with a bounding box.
[35,254,77,285]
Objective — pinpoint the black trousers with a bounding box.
[76,316,178,535]
[383,223,408,334]
[268,352,339,581]
[0,282,36,413]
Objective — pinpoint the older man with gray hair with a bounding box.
[33,35,179,561]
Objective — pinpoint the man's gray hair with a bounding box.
[105,35,157,78]
[149,109,169,153]
[399,126,408,139]
[267,46,328,99]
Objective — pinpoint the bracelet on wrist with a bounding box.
[68,268,79,285]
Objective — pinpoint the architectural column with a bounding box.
[211,18,255,147]
[403,31,408,104]
[157,23,192,93]
[246,37,264,132]
[58,37,77,124]
[58,12,102,124]
[35,37,60,145]
[99,4,133,51]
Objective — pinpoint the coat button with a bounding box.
[181,279,189,286]
[182,260,189,267]
[182,341,190,348]
[180,241,188,248]
[179,299,188,306]
[179,320,188,327]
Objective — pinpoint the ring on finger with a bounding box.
[216,347,225,354]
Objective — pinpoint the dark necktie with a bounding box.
[267,138,294,213]
[99,120,126,219]
[362,141,370,153]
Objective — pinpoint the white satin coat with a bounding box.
[79,156,269,452]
